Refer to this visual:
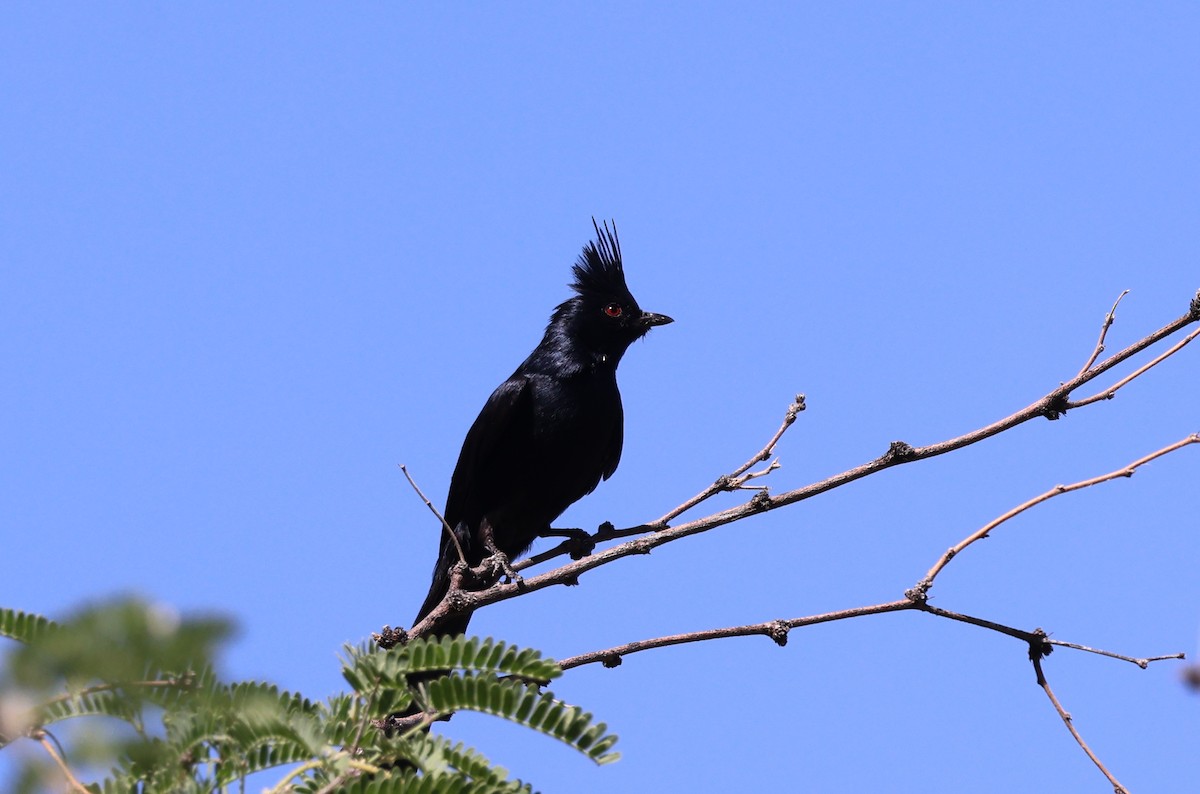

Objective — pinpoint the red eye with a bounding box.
[603,303,623,318]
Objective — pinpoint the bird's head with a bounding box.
[550,219,673,363]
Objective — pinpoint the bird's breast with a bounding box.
[485,374,621,538]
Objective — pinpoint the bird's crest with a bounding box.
[570,219,631,300]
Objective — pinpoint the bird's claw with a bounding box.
[541,527,597,559]
[566,534,596,560]
[483,551,524,586]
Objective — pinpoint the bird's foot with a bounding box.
[482,551,524,587]
[541,527,597,559]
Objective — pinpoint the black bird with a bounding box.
[414,220,672,637]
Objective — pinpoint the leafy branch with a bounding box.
[0,602,616,793]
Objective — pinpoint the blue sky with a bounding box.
[3,4,1198,791]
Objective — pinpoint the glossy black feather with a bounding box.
[415,221,672,636]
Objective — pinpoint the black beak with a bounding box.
[641,312,674,328]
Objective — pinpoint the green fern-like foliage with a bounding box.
[0,607,58,645]
[341,636,561,694]
[425,675,618,765]
[1,600,619,792]
[304,770,525,794]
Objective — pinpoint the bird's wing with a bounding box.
[443,373,534,532]
[416,373,533,627]
[600,396,624,481]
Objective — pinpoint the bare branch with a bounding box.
[512,396,799,573]
[558,600,915,670]
[652,394,804,527]
[456,295,1200,607]
[405,295,1200,642]
[909,434,1200,599]
[390,292,1200,786]
[400,463,465,565]
[1048,640,1186,669]
[557,596,1177,792]
[1068,326,1200,409]
[1031,650,1130,794]
[729,458,781,489]
[1074,289,1129,379]
[558,597,1184,684]
[913,602,1043,643]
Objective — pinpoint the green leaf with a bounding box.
[319,769,523,794]
[426,676,619,765]
[345,636,562,692]
[36,686,140,726]
[0,607,58,645]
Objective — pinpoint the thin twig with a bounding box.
[1075,289,1129,379]
[558,600,915,670]
[731,459,781,488]
[555,601,1173,794]
[34,732,91,794]
[511,397,796,574]
[1031,653,1129,794]
[652,395,804,527]
[911,434,1200,599]
[914,602,1042,642]
[1068,326,1200,409]
[1048,640,1186,669]
[400,463,465,565]
[558,597,1184,678]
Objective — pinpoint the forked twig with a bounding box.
[1075,289,1129,378]
[910,434,1200,599]
[511,395,801,572]
[556,427,1197,789]
[652,394,804,526]
[1069,326,1200,409]
[557,425,1194,671]
[558,598,1184,677]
